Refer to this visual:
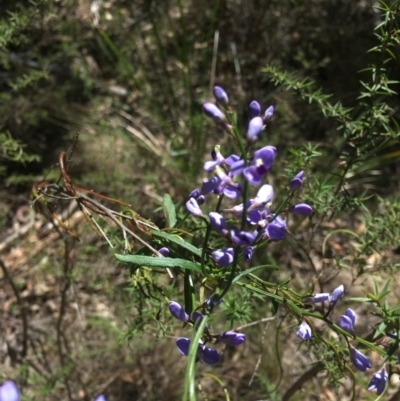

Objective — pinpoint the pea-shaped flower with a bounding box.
[349,346,371,372]
[338,308,356,336]
[176,338,220,365]
[289,203,313,216]
[265,215,286,241]
[246,117,264,142]
[296,320,312,340]
[263,105,274,121]
[211,248,234,267]
[367,367,388,395]
[94,395,107,401]
[186,198,203,217]
[0,381,19,401]
[219,331,246,346]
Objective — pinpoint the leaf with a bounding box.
[232,265,277,284]
[162,194,177,228]
[150,230,202,257]
[115,253,201,273]
[271,297,279,315]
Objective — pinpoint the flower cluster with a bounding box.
[185,87,312,268]
[169,300,245,364]
[298,285,389,395]
[0,380,106,401]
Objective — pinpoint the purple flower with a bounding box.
[203,294,222,309]
[203,102,226,123]
[349,346,371,372]
[289,171,304,191]
[204,145,225,171]
[250,184,274,210]
[329,285,344,310]
[158,247,170,257]
[338,308,356,335]
[248,100,261,119]
[197,195,205,205]
[186,198,203,217]
[243,246,253,261]
[296,321,312,340]
[169,301,189,322]
[209,212,228,235]
[230,229,256,246]
[202,347,220,364]
[264,215,286,241]
[0,381,19,401]
[246,116,264,142]
[189,188,200,199]
[289,203,313,216]
[94,396,107,401]
[219,331,246,346]
[176,338,220,364]
[305,293,330,304]
[367,367,388,395]
[212,248,234,267]
[213,86,229,105]
[263,105,274,121]
[243,146,276,185]
[201,176,221,195]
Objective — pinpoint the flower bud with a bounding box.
[203,102,226,122]
[349,345,371,372]
[263,105,274,121]
[169,301,189,322]
[219,331,246,346]
[158,247,170,257]
[186,198,203,217]
[213,86,229,105]
[290,171,304,191]
[265,215,286,241]
[246,116,264,142]
[289,203,313,216]
[243,246,253,261]
[211,248,234,267]
[248,100,261,119]
[368,367,388,395]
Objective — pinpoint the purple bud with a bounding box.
[243,246,253,262]
[289,203,313,216]
[158,247,170,257]
[339,314,355,336]
[94,396,107,401]
[203,102,226,122]
[306,293,330,303]
[186,198,203,217]
[176,337,193,356]
[230,229,256,246]
[203,294,222,309]
[169,301,189,322]
[349,346,371,372]
[202,347,220,364]
[246,116,264,142]
[368,367,388,395]
[290,171,304,191]
[209,212,228,235]
[201,176,221,195]
[211,248,234,267]
[189,188,200,199]
[265,216,286,241]
[196,195,205,205]
[213,86,229,105]
[248,100,261,119]
[0,381,19,401]
[263,105,274,121]
[219,331,246,346]
[329,285,344,309]
[296,321,312,340]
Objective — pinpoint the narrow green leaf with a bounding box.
[151,230,202,257]
[162,194,177,228]
[232,265,277,284]
[115,254,201,273]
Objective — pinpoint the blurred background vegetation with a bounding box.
[1,0,400,400]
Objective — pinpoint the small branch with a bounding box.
[0,257,29,358]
